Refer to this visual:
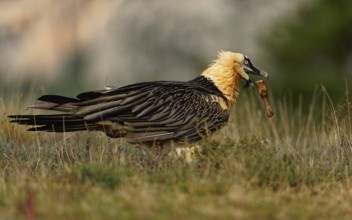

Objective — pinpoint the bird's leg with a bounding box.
[173,144,202,163]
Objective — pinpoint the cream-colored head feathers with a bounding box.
[201,51,250,105]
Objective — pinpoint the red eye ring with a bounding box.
[244,60,249,65]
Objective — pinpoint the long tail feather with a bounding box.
[9,114,93,132]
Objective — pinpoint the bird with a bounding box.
[9,51,268,147]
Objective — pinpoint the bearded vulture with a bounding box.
[9,51,268,146]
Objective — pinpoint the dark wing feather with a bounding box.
[9,77,229,144]
[38,95,80,104]
[101,85,229,143]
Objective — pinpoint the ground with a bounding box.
[1,89,352,220]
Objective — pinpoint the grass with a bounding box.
[1,85,352,219]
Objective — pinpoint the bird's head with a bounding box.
[202,51,268,103]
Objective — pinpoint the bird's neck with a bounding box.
[201,64,242,108]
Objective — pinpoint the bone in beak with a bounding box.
[256,80,274,118]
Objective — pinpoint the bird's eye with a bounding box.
[244,60,249,65]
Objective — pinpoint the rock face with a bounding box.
[0,0,302,84]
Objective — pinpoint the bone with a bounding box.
[255,80,274,118]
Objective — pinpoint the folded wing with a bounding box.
[10,80,229,144]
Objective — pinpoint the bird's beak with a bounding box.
[242,60,269,89]
[244,63,269,79]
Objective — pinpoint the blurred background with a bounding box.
[0,0,351,104]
